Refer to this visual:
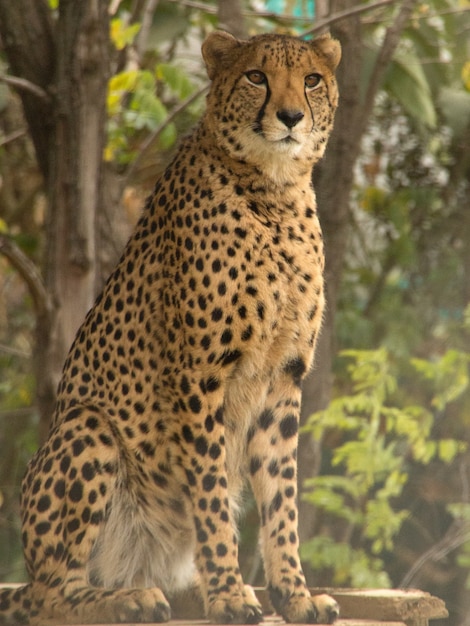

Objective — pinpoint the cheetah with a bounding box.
[0,30,341,625]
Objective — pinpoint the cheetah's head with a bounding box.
[202,31,341,184]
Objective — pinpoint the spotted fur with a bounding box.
[0,30,341,625]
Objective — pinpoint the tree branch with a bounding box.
[301,0,397,36]
[135,0,160,57]
[0,128,27,147]
[0,73,50,101]
[357,0,418,141]
[0,235,51,318]
[166,0,396,27]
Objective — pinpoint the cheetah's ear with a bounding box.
[202,31,242,80]
[311,33,341,72]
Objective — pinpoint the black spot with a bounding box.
[35,522,51,536]
[211,307,224,322]
[195,436,208,456]
[258,408,275,430]
[86,416,99,430]
[241,325,253,341]
[284,356,306,386]
[205,415,215,432]
[281,467,295,480]
[151,472,168,488]
[180,375,191,394]
[60,456,71,475]
[216,543,228,557]
[279,414,298,439]
[235,227,247,239]
[202,473,217,492]
[205,376,220,392]
[37,495,51,513]
[189,395,202,414]
[269,491,283,518]
[268,459,279,476]
[218,349,241,367]
[81,462,96,481]
[72,439,85,457]
[221,329,232,345]
[182,424,194,443]
[210,498,221,513]
[54,479,66,499]
[209,443,221,460]
[250,456,262,475]
[67,518,80,533]
[69,480,83,503]
[64,407,83,422]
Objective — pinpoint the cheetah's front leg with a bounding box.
[180,389,263,625]
[247,374,339,624]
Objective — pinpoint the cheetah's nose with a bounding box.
[277,109,304,129]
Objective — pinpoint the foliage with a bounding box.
[301,347,469,587]
[105,16,201,165]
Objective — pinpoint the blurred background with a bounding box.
[0,1,469,624]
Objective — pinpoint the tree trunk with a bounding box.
[217,0,246,38]
[0,0,54,180]
[0,0,111,440]
[297,0,364,576]
[297,0,420,582]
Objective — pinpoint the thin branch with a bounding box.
[400,519,470,588]
[167,0,398,27]
[301,0,397,36]
[0,128,27,147]
[0,73,50,101]
[135,0,160,57]
[0,342,30,358]
[362,0,417,115]
[0,235,51,318]
[125,83,208,183]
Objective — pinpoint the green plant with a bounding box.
[301,347,468,587]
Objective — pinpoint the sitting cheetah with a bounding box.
[0,30,341,625]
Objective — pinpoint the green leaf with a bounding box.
[384,50,437,128]
[110,18,141,51]
[156,63,195,100]
[438,87,470,136]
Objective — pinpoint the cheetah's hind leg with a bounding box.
[20,406,172,624]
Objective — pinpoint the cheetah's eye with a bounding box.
[246,70,267,86]
[305,73,322,89]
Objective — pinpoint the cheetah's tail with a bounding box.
[0,584,31,624]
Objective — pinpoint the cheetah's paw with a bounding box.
[208,592,263,625]
[271,590,339,624]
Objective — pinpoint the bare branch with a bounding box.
[301,0,397,36]
[0,73,50,101]
[361,0,418,124]
[0,235,51,318]
[135,0,160,57]
[0,128,27,147]
[167,0,397,27]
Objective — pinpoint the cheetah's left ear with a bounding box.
[311,33,341,72]
[202,31,242,80]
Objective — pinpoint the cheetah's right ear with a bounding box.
[202,31,242,80]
